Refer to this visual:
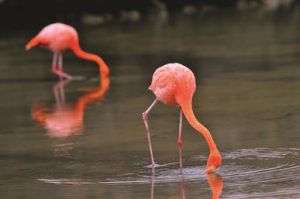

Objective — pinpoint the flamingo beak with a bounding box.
[25,37,39,51]
[25,44,32,51]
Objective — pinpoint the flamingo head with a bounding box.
[206,149,222,174]
[26,37,38,50]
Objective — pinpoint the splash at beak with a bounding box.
[205,165,216,174]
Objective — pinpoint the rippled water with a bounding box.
[1,9,300,199]
[35,148,300,198]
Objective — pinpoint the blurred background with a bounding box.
[0,0,298,31]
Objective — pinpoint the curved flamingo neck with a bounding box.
[179,99,218,154]
[75,76,110,112]
[70,43,110,76]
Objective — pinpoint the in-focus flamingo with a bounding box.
[142,63,222,173]
[26,23,109,79]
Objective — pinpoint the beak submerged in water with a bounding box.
[205,165,216,174]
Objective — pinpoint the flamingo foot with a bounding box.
[53,70,85,81]
[70,75,86,81]
[144,163,160,169]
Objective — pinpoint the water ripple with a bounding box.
[224,147,299,160]
[37,147,300,193]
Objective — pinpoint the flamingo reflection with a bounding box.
[179,159,223,199]
[150,170,223,199]
[32,75,110,138]
[178,173,223,199]
[207,173,223,199]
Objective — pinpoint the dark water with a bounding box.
[1,9,300,199]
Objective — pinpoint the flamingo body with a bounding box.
[32,23,78,52]
[150,63,195,106]
[143,63,222,173]
[26,23,109,78]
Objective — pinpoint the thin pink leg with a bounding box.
[178,109,183,171]
[58,53,63,81]
[51,53,73,80]
[52,52,58,74]
[142,99,158,167]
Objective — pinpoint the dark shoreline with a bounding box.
[0,0,297,31]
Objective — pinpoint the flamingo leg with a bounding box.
[178,109,183,171]
[58,53,63,72]
[52,52,59,74]
[142,99,158,167]
[51,52,73,80]
[57,53,64,81]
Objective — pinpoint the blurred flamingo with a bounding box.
[32,75,110,138]
[142,63,222,173]
[26,23,109,79]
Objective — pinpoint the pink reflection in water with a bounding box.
[32,75,110,138]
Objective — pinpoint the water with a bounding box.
[1,9,300,199]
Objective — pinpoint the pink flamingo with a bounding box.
[26,23,109,79]
[142,63,222,173]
